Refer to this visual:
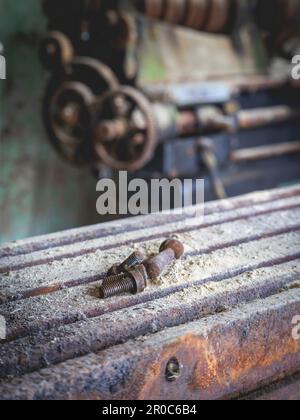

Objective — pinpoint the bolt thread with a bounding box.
[100,276,134,299]
[103,273,127,283]
[120,252,144,271]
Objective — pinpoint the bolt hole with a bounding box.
[165,357,182,382]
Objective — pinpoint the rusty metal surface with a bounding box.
[0,289,299,400]
[0,185,300,399]
[241,373,300,400]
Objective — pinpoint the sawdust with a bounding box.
[1,200,300,297]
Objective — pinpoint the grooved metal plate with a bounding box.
[0,185,300,400]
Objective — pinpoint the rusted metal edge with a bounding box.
[240,372,300,400]
[1,198,300,275]
[1,257,300,379]
[0,185,299,260]
[0,289,299,400]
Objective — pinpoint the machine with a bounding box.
[40,0,300,200]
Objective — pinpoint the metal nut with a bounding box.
[100,264,148,299]
[108,250,145,275]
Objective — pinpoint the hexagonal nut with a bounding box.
[128,265,148,294]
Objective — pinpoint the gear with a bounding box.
[164,0,186,24]
[184,0,209,30]
[143,0,165,19]
[204,0,231,33]
[137,0,232,32]
[40,31,74,70]
[66,57,119,95]
[43,57,120,165]
[44,81,96,165]
[93,86,157,172]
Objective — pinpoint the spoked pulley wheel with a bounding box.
[93,86,157,172]
[46,81,95,165]
[43,57,120,165]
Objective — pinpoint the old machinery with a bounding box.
[41,0,300,199]
[135,0,235,33]
[43,57,119,164]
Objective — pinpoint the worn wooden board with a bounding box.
[0,185,300,400]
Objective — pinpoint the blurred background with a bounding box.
[0,0,101,245]
[1,0,300,245]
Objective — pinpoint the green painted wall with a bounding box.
[0,0,101,244]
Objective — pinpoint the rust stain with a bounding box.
[137,308,300,400]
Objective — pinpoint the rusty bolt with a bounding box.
[144,239,184,280]
[100,265,148,299]
[108,250,145,276]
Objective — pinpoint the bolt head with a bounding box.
[159,239,184,259]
